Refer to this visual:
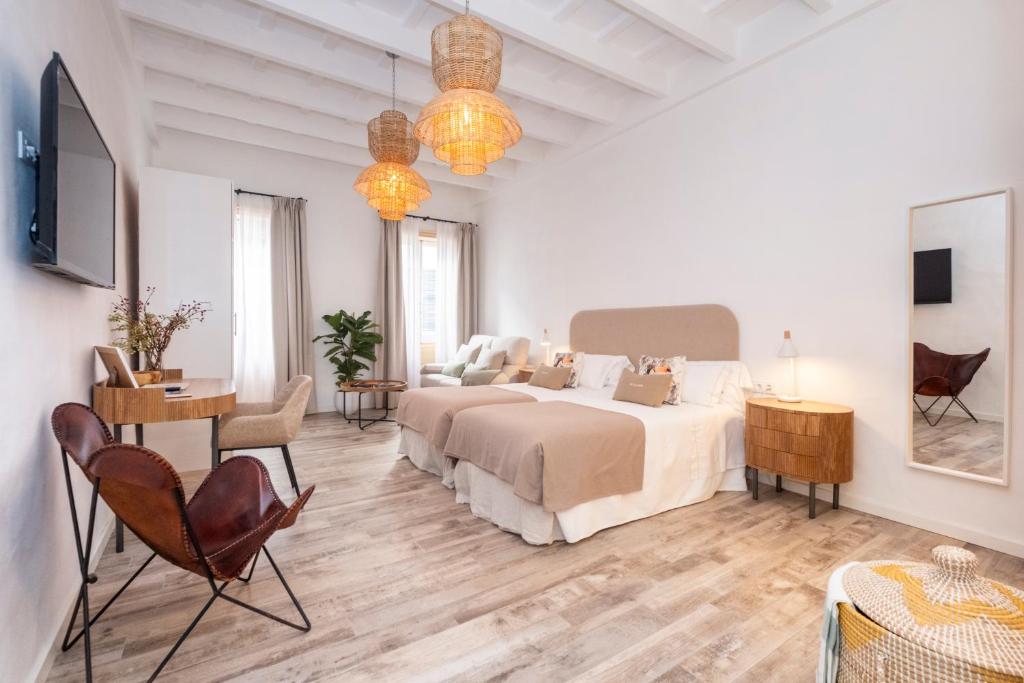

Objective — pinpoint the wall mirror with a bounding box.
[908,189,1013,485]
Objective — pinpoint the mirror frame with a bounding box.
[906,188,1014,486]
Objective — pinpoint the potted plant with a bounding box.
[313,309,383,413]
[108,287,210,381]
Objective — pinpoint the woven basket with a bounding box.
[368,110,419,165]
[431,14,502,92]
[838,546,1024,682]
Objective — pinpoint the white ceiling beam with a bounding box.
[553,0,588,21]
[143,72,518,179]
[119,0,580,147]
[426,0,668,97]
[607,0,736,61]
[245,0,621,124]
[130,32,548,165]
[596,14,636,43]
[152,104,494,192]
[800,0,833,13]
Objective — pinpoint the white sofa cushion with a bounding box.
[467,334,494,351]
[490,336,530,367]
[420,373,463,388]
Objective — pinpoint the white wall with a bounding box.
[151,128,480,413]
[913,193,1007,420]
[477,0,1024,556]
[0,1,149,681]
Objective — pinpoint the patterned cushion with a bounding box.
[553,351,583,388]
[636,354,686,405]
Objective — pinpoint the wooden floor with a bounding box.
[912,412,1004,478]
[49,412,1024,682]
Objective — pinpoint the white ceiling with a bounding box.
[112,0,864,193]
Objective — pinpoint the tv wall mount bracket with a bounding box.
[17,130,40,241]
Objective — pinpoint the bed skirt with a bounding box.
[453,460,749,545]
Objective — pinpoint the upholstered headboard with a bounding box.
[569,305,739,365]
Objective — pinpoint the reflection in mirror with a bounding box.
[909,191,1011,484]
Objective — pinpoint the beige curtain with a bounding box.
[374,219,408,406]
[270,197,317,413]
[455,222,479,344]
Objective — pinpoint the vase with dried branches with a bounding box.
[108,287,211,377]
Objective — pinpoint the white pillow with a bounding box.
[684,361,754,411]
[681,363,725,406]
[603,356,635,387]
[577,354,633,389]
[453,344,482,365]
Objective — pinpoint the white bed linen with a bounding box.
[452,383,748,544]
[398,428,446,476]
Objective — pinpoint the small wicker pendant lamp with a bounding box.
[414,1,522,176]
[354,53,431,220]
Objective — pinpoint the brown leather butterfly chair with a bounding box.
[52,403,313,682]
[913,342,991,426]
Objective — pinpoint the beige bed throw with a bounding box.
[396,386,536,450]
[444,401,645,512]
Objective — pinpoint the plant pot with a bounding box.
[132,370,160,386]
[334,390,358,415]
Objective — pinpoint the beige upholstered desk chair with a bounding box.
[217,375,312,497]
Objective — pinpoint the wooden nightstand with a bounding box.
[515,366,536,383]
[745,397,853,518]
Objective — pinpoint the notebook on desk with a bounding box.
[143,382,192,397]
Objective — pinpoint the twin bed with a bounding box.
[397,305,751,544]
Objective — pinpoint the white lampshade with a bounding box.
[778,329,799,358]
[540,328,551,346]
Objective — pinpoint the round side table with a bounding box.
[337,379,408,430]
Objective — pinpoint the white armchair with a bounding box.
[420,334,531,387]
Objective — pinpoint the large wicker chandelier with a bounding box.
[414,4,521,176]
[354,54,431,220]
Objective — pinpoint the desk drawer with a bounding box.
[747,404,820,436]
[747,426,822,457]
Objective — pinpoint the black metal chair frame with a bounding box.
[913,391,979,427]
[59,447,310,683]
[215,444,301,498]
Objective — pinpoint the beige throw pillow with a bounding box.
[613,370,672,407]
[553,351,582,388]
[636,354,686,405]
[528,365,572,390]
[467,348,506,373]
[461,369,501,386]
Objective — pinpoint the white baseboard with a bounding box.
[33,513,116,683]
[761,474,1024,558]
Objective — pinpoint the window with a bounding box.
[419,235,438,363]
[232,195,276,402]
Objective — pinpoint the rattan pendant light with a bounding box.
[414,2,521,176]
[354,53,431,220]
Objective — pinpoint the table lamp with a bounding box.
[540,328,552,365]
[777,329,801,402]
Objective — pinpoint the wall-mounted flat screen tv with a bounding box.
[31,52,115,288]
[914,248,952,304]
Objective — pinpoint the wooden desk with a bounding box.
[92,377,236,551]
